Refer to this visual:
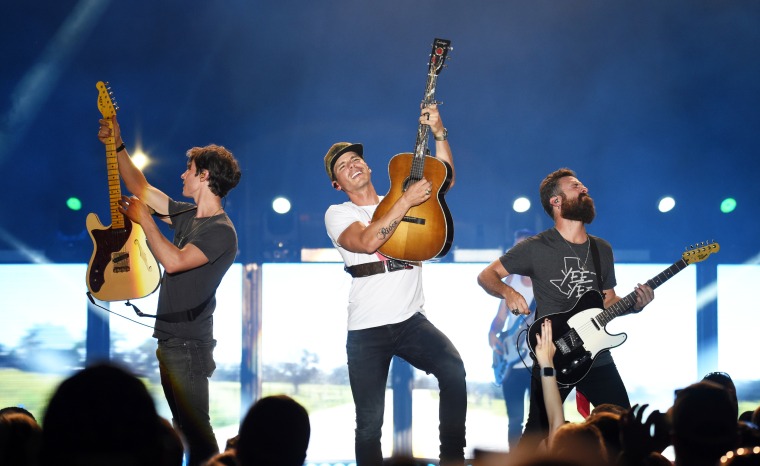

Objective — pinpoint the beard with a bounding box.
[560,193,596,224]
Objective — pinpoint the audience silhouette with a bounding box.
[38,362,183,466]
[4,359,758,466]
[0,406,42,466]
[236,395,311,466]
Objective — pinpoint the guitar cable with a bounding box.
[86,291,157,331]
[85,292,185,339]
[513,325,536,375]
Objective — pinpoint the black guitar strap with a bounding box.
[589,236,605,299]
[127,295,213,323]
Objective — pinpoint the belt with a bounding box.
[344,259,418,278]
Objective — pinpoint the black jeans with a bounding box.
[346,312,467,466]
[156,338,219,466]
[519,361,631,448]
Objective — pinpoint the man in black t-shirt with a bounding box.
[477,168,655,449]
[98,115,241,466]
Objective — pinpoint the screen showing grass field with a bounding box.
[0,262,756,461]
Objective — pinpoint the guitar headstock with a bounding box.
[682,241,720,264]
[429,38,452,76]
[96,81,118,119]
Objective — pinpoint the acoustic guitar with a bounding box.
[86,81,161,301]
[527,241,720,386]
[372,38,454,262]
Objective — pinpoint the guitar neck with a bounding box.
[409,73,439,181]
[104,122,125,229]
[596,258,690,325]
[408,38,450,183]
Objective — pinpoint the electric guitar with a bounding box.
[372,38,454,262]
[86,81,161,301]
[527,241,720,386]
[492,316,532,386]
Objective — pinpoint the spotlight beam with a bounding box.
[0,0,111,165]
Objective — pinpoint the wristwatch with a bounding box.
[542,367,555,377]
[434,128,448,141]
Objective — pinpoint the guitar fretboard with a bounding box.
[106,142,125,229]
[595,258,690,326]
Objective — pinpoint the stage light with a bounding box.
[512,196,530,213]
[130,149,149,170]
[272,196,291,214]
[66,197,82,211]
[720,197,736,214]
[658,196,675,213]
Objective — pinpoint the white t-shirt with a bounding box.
[325,198,425,331]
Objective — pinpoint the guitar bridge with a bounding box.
[402,216,426,225]
[112,252,131,273]
[555,328,584,355]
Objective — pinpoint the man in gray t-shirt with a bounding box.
[98,115,241,466]
[478,168,655,449]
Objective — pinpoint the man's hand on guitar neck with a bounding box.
[419,104,455,188]
[419,103,445,140]
[97,116,124,149]
[608,283,655,314]
[631,283,655,312]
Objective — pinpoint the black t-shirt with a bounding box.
[153,199,238,341]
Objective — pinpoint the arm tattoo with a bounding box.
[376,219,399,240]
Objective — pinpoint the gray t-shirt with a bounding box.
[153,199,238,341]
[499,227,617,366]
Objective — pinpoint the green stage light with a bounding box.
[66,197,82,211]
[720,198,736,214]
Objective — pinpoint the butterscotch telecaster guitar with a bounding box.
[86,81,161,301]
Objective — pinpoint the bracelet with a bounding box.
[433,128,448,141]
[115,142,126,153]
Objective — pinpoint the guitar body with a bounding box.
[374,152,454,261]
[493,323,531,386]
[527,290,627,386]
[86,212,161,301]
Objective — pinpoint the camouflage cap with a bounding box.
[324,142,363,181]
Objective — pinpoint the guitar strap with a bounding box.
[578,235,603,416]
[128,295,214,323]
[589,236,605,298]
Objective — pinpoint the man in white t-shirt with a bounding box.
[323,104,466,466]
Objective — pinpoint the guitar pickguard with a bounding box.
[86,212,160,301]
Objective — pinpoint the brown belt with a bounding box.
[344,259,418,278]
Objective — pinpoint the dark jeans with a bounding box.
[346,312,467,466]
[518,361,631,450]
[156,338,219,466]
[501,367,531,450]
